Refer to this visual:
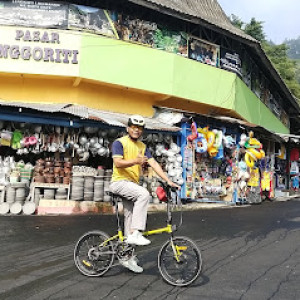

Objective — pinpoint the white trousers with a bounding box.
[110,180,151,236]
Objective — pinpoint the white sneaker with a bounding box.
[119,256,143,273]
[126,230,151,246]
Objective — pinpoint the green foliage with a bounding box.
[229,14,244,29]
[295,60,300,84]
[262,42,300,99]
[285,37,300,59]
[153,28,186,53]
[228,16,300,100]
[244,18,266,42]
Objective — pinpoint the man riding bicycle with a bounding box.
[110,114,179,273]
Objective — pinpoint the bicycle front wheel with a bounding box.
[158,236,202,286]
[74,231,114,277]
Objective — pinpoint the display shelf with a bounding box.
[29,182,71,201]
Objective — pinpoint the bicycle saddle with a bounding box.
[106,191,126,202]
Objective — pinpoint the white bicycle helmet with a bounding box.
[128,115,145,128]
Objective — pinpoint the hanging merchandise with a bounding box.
[290,161,299,175]
[241,131,265,168]
[195,134,207,154]
[261,171,272,192]
[248,167,260,187]
[11,130,23,150]
[292,176,299,190]
[0,130,12,146]
[277,144,286,160]
[290,148,299,161]
[187,122,198,142]
[183,144,194,198]
[183,122,239,201]
[224,135,236,149]
[206,130,218,157]
[237,132,266,204]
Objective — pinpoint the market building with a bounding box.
[0,0,299,215]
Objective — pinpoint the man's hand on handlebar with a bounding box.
[167,180,181,190]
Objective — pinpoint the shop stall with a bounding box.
[179,118,277,205]
[0,104,181,215]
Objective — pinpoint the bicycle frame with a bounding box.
[75,186,201,285]
[100,189,183,260]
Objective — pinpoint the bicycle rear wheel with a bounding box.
[158,236,202,286]
[74,230,114,277]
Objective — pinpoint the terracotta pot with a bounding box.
[45,177,55,183]
[34,166,44,173]
[54,167,61,173]
[64,167,71,174]
[59,170,65,177]
[34,175,44,183]
[44,167,54,173]
[45,161,54,168]
[63,177,70,184]
[64,162,72,168]
[37,159,44,165]
[54,162,62,167]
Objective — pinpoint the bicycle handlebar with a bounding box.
[157,179,179,193]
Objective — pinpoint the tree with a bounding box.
[285,36,300,60]
[262,43,300,99]
[229,14,244,29]
[229,16,300,100]
[244,18,266,42]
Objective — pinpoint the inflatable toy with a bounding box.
[213,130,223,148]
[224,135,235,149]
[195,134,207,153]
[243,131,265,168]
[197,126,209,137]
[277,144,286,159]
[239,133,248,147]
[11,131,23,150]
[187,122,198,142]
[213,144,224,159]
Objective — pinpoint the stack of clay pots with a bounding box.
[33,158,72,185]
[6,183,27,215]
[94,168,105,202]
[33,159,45,183]
[43,189,55,199]
[84,176,94,201]
[70,176,84,201]
[103,169,112,202]
[55,188,68,200]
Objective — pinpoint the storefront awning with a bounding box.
[0,101,181,132]
[272,133,300,143]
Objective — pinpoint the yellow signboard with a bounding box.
[0,26,80,76]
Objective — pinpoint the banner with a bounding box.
[188,37,220,67]
[68,5,116,37]
[0,0,68,28]
[153,27,188,56]
[110,13,157,46]
[220,49,242,76]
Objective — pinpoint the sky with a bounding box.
[217,0,300,44]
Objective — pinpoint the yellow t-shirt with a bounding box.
[111,135,153,183]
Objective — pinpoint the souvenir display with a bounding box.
[183,122,237,201]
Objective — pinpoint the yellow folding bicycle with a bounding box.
[74,182,202,286]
